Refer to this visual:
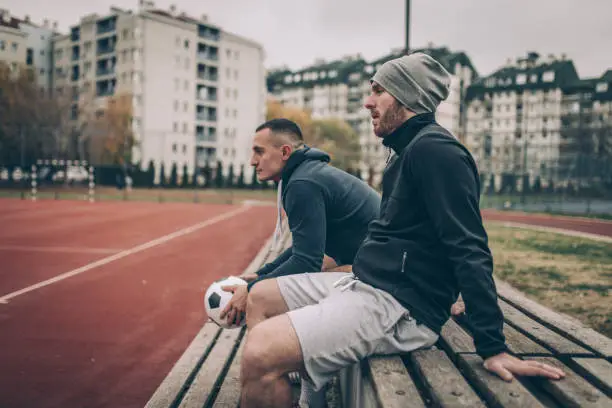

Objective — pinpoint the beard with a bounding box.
[374,101,406,138]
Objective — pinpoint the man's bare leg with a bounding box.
[246,278,290,329]
[241,314,304,408]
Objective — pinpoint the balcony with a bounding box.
[198,26,220,42]
[96,67,115,76]
[197,72,218,82]
[97,36,117,56]
[196,131,217,143]
[196,113,217,122]
[97,17,117,35]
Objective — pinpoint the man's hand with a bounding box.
[220,285,248,326]
[450,298,465,316]
[483,352,565,382]
[239,273,259,283]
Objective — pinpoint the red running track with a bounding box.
[482,209,612,237]
[0,198,275,408]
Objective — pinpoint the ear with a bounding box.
[280,145,293,160]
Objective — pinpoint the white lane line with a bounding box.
[0,245,122,254]
[0,205,250,304]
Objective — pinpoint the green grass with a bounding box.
[485,222,612,338]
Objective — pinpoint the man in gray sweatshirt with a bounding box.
[220,118,380,407]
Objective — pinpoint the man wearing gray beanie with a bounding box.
[237,53,564,408]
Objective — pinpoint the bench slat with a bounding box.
[499,300,592,356]
[213,339,246,407]
[503,323,552,356]
[570,357,612,396]
[525,357,611,408]
[178,326,242,408]
[411,348,485,407]
[440,318,476,354]
[459,354,545,408]
[366,355,425,408]
[496,279,612,358]
[145,324,221,408]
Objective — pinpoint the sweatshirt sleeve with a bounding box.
[411,138,508,359]
[254,247,293,276]
[247,180,327,291]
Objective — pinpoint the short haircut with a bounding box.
[255,118,304,146]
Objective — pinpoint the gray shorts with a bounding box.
[277,272,438,391]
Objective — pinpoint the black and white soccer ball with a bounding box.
[204,276,247,329]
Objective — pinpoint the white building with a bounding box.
[0,9,55,90]
[465,52,580,192]
[217,31,266,180]
[267,47,478,185]
[51,1,265,182]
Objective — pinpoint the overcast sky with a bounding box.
[7,0,612,78]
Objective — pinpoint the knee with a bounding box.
[246,280,275,320]
[241,326,275,382]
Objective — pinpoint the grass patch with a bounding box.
[485,222,612,338]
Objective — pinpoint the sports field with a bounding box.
[0,198,275,408]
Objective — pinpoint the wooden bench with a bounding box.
[352,279,612,408]
[147,230,611,407]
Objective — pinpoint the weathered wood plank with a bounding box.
[570,357,612,397]
[213,337,245,408]
[503,323,552,356]
[144,324,221,408]
[440,318,476,355]
[496,279,612,358]
[410,349,485,407]
[459,354,545,408]
[499,300,592,355]
[525,357,611,407]
[366,355,425,408]
[179,327,242,408]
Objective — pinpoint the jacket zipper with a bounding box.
[401,251,407,273]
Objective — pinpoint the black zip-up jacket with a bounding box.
[352,113,508,359]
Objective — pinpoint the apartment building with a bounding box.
[51,1,265,181]
[559,70,612,182]
[0,9,55,90]
[465,52,580,192]
[267,46,477,185]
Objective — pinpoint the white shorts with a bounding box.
[277,272,438,391]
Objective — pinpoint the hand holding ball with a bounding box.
[204,276,248,329]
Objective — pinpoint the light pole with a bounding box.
[405,0,411,54]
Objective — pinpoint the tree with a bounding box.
[250,167,259,189]
[82,93,136,166]
[203,161,212,188]
[266,99,360,171]
[159,163,166,187]
[237,165,246,188]
[181,164,189,188]
[146,160,155,187]
[0,62,73,165]
[226,163,235,188]
[169,162,178,187]
[215,161,224,188]
[311,118,361,171]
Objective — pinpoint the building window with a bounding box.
[234,70,238,80]
[234,51,239,60]
[183,123,188,134]
[173,122,178,132]
[174,100,179,111]
[596,82,608,93]
[183,102,188,112]
[542,71,555,82]
[183,144,187,154]
[12,42,18,52]
[184,40,189,49]
[184,80,189,91]
[0,40,5,50]
[233,89,238,99]
[173,144,177,153]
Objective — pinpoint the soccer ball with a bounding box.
[204,276,248,329]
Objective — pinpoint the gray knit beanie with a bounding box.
[371,52,451,114]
